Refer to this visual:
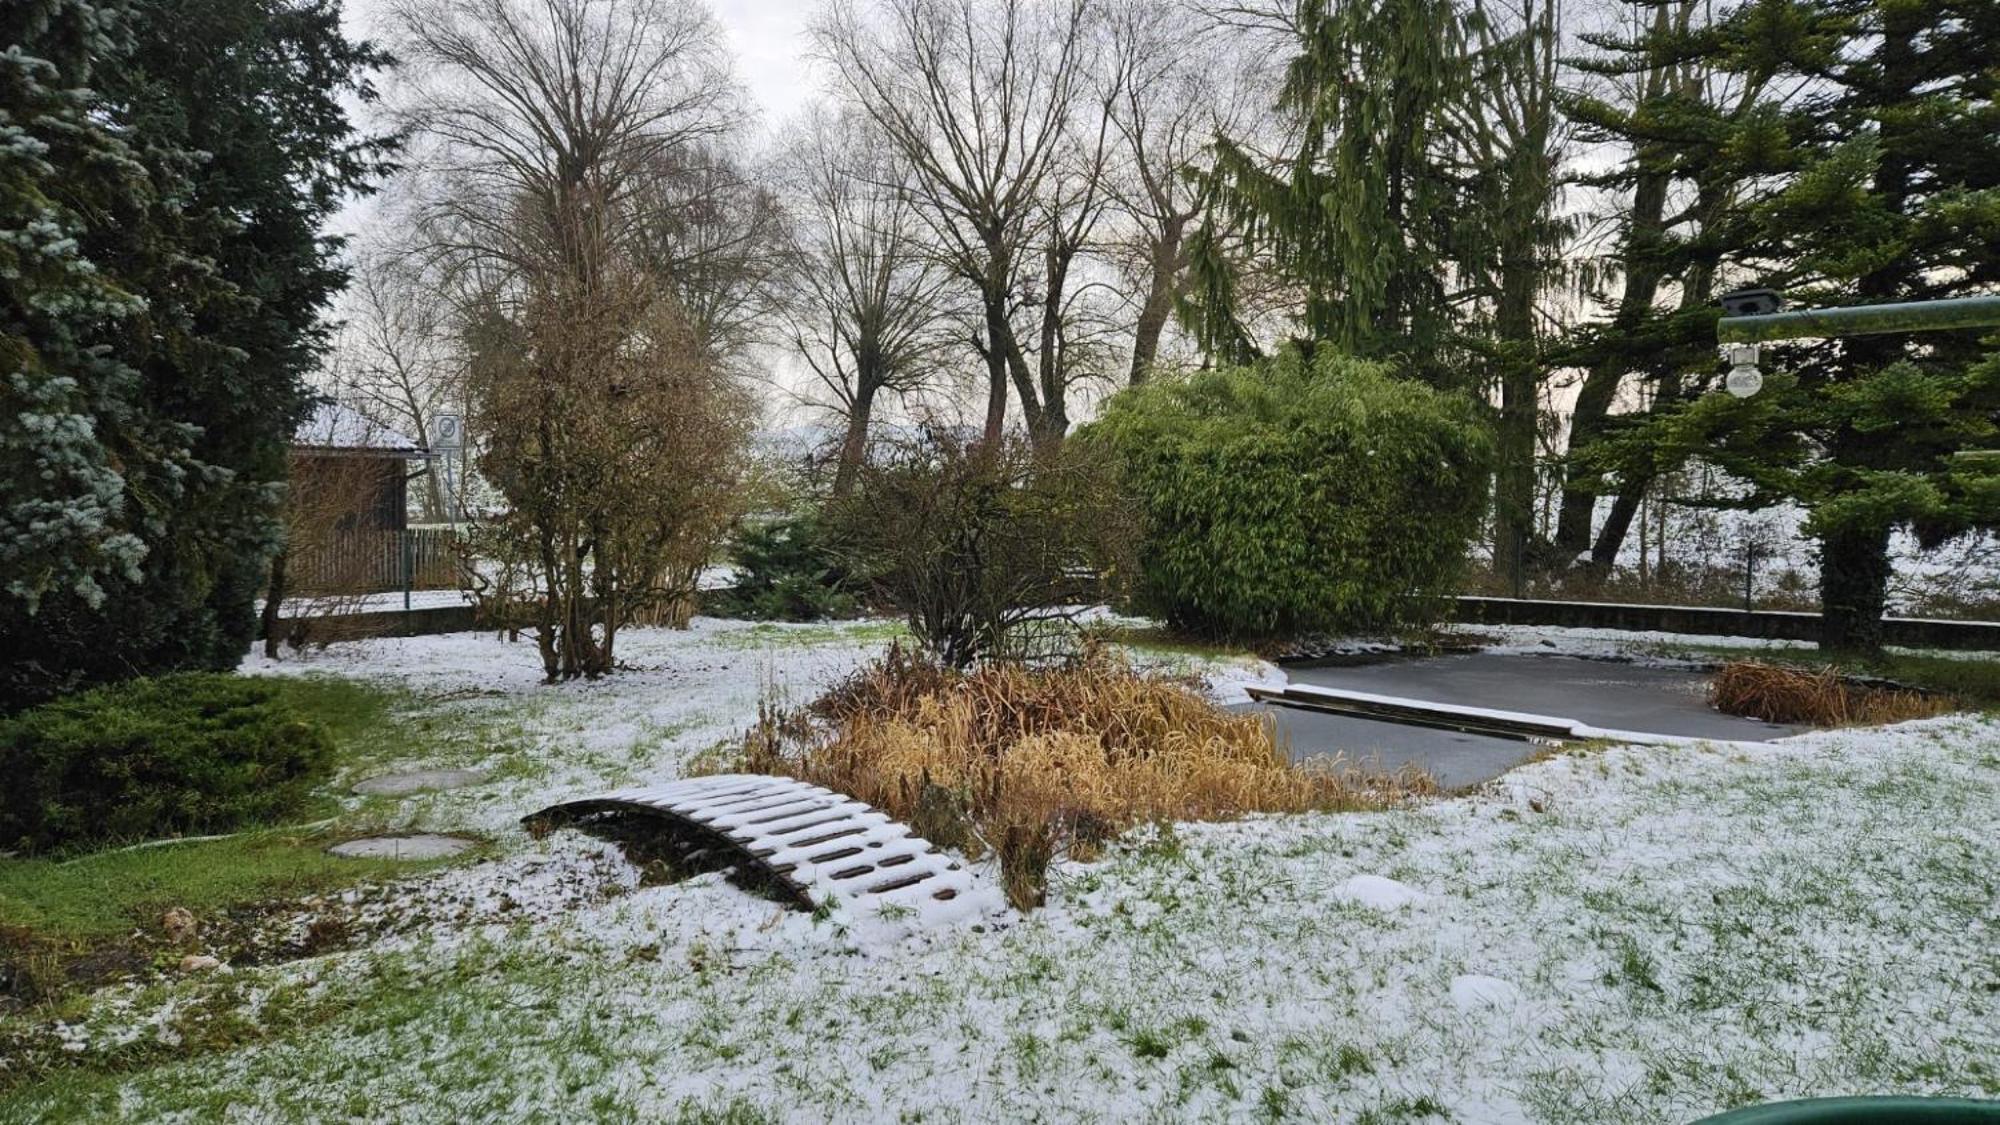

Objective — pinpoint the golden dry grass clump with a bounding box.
[739,644,1432,908]
[1709,660,1954,726]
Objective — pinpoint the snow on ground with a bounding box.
[6,619,1996,1123]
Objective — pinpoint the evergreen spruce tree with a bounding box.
[0,0,391,706]
[3,0,196,700]
[1187,0,1473,376]
[1644,0,1999,652]
[1547,0,1803,572]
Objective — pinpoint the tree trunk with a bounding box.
[832,378,878,499]
[1813,8,1914,658]
[1493,355,1538,589]
[1032,243,1070,451]
[1491,211,1542,589]
[982,291,1029,445]
[1819,523,1892,654]
[1128,219,1184,386]
[1581,239,1717,572]
[261,551,288,659]
[1551,169,1670,561]
[1588,479,1648,574]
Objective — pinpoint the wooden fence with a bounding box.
[288,528,462,595]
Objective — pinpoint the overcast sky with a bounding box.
[342,0,822,141]
[707,0,821,125]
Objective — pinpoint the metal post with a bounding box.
[1717,295,2000,344]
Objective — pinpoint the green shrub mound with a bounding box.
[0,674,335,855]
[1088,349,1491,639]
[706,513,860,622]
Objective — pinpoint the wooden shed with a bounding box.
[282,404,448,594]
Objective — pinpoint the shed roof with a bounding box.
[293,402,425,456]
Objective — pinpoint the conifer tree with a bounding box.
[0,0,390,705]
[1187,0,1473,375]
[1639,0,1999,652]
[1547,0,1801,572]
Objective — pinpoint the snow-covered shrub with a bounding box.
[0,675,333,854]
[1086,348,1491,640]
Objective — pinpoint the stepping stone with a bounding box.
[352,768,489,796]
[328,834,476,860]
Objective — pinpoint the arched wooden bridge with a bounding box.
[527,774,981,918]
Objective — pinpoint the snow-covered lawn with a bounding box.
[4,619,1995,1123]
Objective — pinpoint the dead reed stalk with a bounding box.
[733,644,1435,908]
[1710,660,1952,726]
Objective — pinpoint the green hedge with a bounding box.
[1086,349,1491,639]
[0,674,334,855]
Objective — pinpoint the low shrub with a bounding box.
[737,645,1432,910]
[0,674,335,855]
[1709,660,1954,726]
[826,430,1137,668]
[1085,347,1491,640]
[706,513,860,622]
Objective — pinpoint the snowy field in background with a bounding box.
[11,619,1996,1123]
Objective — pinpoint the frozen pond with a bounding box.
[1246,652,1805,789]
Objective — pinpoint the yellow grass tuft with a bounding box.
[1709,660,1954,727]
[733,644,1432,908]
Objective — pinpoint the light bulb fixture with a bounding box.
[1724,342,1763,398]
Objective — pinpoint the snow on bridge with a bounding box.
[527,774,993,924]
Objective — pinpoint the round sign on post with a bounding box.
[432,413,464,451]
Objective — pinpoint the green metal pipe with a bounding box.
[1691,1096,2000,1124]
[1717,295,2000,343]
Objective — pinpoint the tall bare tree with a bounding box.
[388,0,753,678]
[1101,0,1262,384]
[390,0,739,285]
[770,107,956,496]
[627,143,788,365]
[813,0,1100,449]
[330,250,464,520]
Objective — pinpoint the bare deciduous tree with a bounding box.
[1101,0,1262,384]
[388,0,753,679]
[330,250,465,520]
[770,107,956,496]
[814,0,1102,449]
[627,144,788,365]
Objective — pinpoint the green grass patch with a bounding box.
[707,619,908,651]
[1,673,480,1002]
[1088,622,1260,664]
[0,830,417,943]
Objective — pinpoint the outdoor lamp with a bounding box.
[1724,342,1763,398]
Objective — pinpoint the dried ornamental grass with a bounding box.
[738,645,1434,908]
[1710,660,1953,727]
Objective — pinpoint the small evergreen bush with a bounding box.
[706,513,860,622]
[0,674,335,854]
[1086,348,1491,639]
